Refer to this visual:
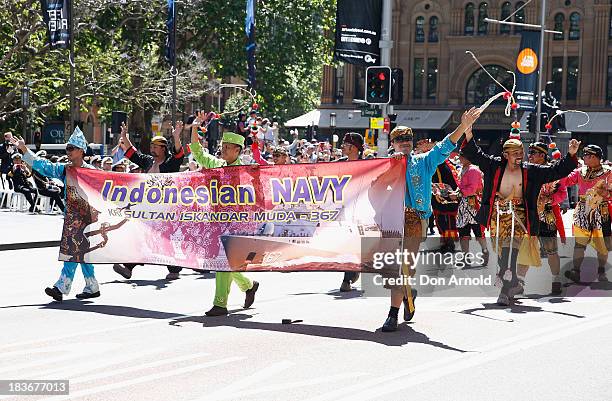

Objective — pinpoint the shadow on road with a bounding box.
[100,279,179,290]
[169,313,470,351]
[0,300,185,320]
[456,298,585,323]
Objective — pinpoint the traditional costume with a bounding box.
[21,128,100,301]
[431,160,460,252]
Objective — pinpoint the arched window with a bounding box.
[514,2,526,34]
[478,2,488,35]
[415,16,425,43]
[429,16,439,42]
[465,3,475,35]
[569,12,580,40]
[554,13,565,40]
[465,65,513,105]
[500,2,512,34]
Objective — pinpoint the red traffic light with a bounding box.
[378,72,386,80]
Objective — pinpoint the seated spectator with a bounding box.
[8,153,39,212]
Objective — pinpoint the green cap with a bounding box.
[222,132,245,147]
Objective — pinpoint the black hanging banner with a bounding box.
[334,0,382,66]
[514,30,541,110]
[40,0,70,49]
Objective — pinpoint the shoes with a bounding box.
[551,281,562,295]
[482,250,489,266]
[44,286,63,302]
[508,280,525,298]
[76,291,100,299]
[340,281,352,292]
[165,272,180,280]
[205,305,229,316]
[403,289,418,321]
[113,264,132,279]
[497,292,510,306]
[564,269,581,283]
[244,281,259,308]
[381,316,398,332]
[598,268,608,282]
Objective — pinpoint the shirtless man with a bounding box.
[460,129,579,305]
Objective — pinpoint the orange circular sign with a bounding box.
[516,48,538,74]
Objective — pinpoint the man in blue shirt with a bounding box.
[382,107,482,332]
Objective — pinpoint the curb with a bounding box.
[0,241,60,251]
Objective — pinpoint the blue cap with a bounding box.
[67,126,88,150]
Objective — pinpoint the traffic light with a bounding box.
[526,112,537,134]
[365,66,392,104]
[391,68,403,105]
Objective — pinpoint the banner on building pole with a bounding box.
[514,30,541,110]
[40,0,71,49]
[60,159,406,271]
[334,0,382,66]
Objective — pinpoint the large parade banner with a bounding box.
[60,159,406,271]
[514,30,541,110]
[334,0,382,66]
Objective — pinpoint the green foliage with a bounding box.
[0,0,336,134]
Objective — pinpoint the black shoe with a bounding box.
[482,250,489,266]
[564,269,581,283]
[113,264,132,279]
[382,316,398,332]
[244,281,259,308]
[339,281,352,292]
[44,286,63,302]
[205,305,229,316]
[551,281,562,295]
[403,289,418,321]
[76,291,100,299]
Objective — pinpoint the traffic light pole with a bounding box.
[378,0,393,157]
[534,0,546,142]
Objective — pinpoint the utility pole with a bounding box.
[534,0,546,141]
[378,0,393,157]
[68,0,75,139]
[171,0,177,127]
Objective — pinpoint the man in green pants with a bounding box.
[190,115,259,316]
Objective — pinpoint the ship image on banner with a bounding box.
[334,0,382,66]
[61,158,406,272]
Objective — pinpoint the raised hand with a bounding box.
[461,107,482,128]
[172,121,184,140]
[568,139,581,156]
[7,134,26,152]
[120,122,131,150]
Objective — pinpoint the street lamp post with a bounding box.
[21,85,30,143]
[330,112,336,144]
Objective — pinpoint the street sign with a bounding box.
[361,108,382,118]
[370,117,384,129]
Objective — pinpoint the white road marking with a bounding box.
[37,356,245,401]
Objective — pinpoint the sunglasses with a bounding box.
[65,145,77,152]
[392,134,414,143]
[528,150,545,155]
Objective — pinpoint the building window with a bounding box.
[413,58,424,100]
[607,56,612,106]
[427,58,438,100]
[415,16,425,43]
[465,65,513,105]
[554,13,565,40]
[514,2,526,34]
[465,3,475,35]
[551,57,563,100]
[478,3,488,35]
[500,2,512,34]
[567,56,579,100]
[334,65,344,104]
[569,12,580,40]
[429,16,439,42]
[354,66,365,101]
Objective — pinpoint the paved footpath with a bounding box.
[0,210,611,401]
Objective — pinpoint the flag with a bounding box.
[165,0,175,65]
[40,0,71,49]
[246,0,256,89]
[514,30,541,110]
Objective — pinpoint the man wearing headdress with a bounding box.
[460,128,579,305]
[189,116,259,316]
[380,108,482,332]
[8,128,101,301]
[112,121,185,280]
[514,142,569,295]
[560,144,612,283]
